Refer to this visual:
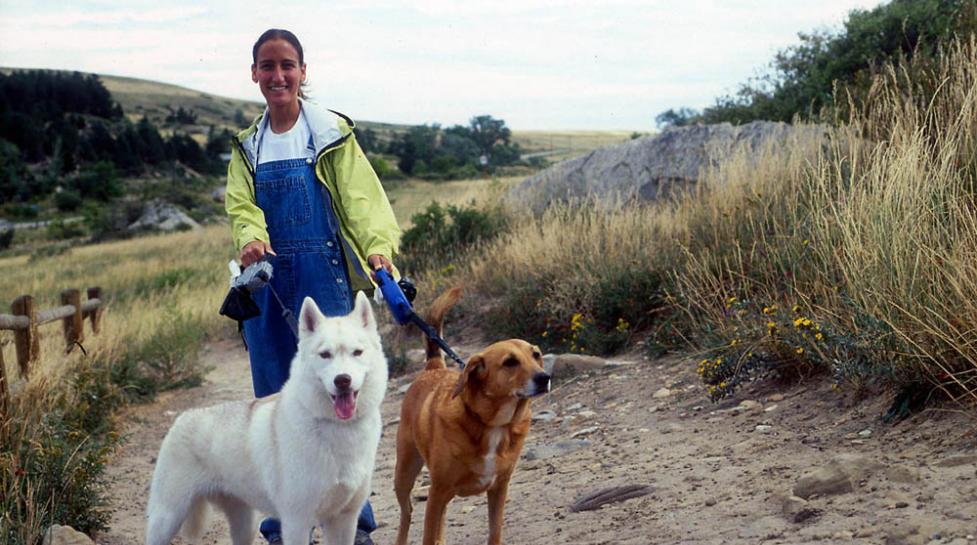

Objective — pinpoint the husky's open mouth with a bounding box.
[330,390,359,420]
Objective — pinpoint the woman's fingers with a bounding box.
[240,241,275,267]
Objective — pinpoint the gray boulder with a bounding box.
[509,121,826,211]
[128,199,200,232]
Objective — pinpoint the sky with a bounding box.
[0,0,882,130]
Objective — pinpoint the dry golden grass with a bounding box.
[457,37,977,401]
[385,176,520,228]
[0,225,233,390]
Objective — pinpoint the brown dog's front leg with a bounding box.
[422,485,453,545]
[486,476,512,545]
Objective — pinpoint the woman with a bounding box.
[225,28,400,545]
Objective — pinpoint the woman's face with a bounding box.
[251,38,306,109]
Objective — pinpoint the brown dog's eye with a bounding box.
[353,349,363,357]
[320,350,332,359]
[503,357,519,367]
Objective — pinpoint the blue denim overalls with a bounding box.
[243,119,377,539]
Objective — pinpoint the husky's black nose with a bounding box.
[533,372,551,392]
[334,374,352,390]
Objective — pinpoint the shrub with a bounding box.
[399,201,508,274]
[54,189,83,212]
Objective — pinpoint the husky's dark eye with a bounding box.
[503,357,519,368]
[319,350,332,359]
[353,349,363,357]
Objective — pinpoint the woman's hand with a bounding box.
[239,240,276,267]
[367,254,393,282]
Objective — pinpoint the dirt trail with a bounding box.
[100,338,977,545]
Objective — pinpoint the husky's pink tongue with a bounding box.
[334,392,357,420]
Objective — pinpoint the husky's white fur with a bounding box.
[145,292,388,545]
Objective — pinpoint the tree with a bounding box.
[655,107,700,129]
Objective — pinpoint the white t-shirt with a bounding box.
[257,109,313,165]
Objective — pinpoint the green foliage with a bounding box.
[45,218,85,240]
[686,0,977,124]
[389,115,521,179]
[400,201,508,274]
[655,107,700,129]
[369,155,406,182]
[69,160,123,202]
[54,189,83,212]
[82,199,143,242]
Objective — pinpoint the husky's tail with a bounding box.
[425,287,463,370]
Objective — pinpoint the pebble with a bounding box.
[567,402,584,411]
[571,426,600,439]
[532,410,557,422]
[738,400,762,411]
[858,429,873,438]
[577,410,596,419]
[653,388,672,399]
[755,425,774,434]
[460,505,476,514]
[764,404,779,412]
[767,393,785,402]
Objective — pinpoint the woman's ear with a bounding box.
[451,355,484,399]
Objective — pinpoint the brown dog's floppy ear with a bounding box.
[451,354,484,399]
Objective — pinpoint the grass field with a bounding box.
[384,176,520,227]
[511,129,640,162]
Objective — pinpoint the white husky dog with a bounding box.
[145,292,388,545]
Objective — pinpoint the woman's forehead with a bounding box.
[256,39,301,62]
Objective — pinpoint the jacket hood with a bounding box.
[235,99,353,167]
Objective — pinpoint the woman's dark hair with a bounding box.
[252,28,309,98]
[252,28,304,65]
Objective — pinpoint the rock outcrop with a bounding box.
[127,199,200,232]
[509,121,826,211]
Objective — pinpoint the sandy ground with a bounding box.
[98,337,977,545]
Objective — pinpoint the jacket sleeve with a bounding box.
[224,144,270,251]
[326,133,401,260]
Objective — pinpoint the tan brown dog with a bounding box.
[394,288,551,545]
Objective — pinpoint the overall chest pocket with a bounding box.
[255,173,312,229]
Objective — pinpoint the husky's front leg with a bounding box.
[279,519,313,545]
[321,509,359,545]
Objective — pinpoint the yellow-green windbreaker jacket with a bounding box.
[225,99,400,292]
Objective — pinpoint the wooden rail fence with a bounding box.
[0,287,104,414]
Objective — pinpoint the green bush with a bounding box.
[400,201,508,274]
[45,219,85,240]
[54,189,83,212]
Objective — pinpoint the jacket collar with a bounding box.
[238,98,350,167]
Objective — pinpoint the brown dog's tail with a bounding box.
[424,287,463,370]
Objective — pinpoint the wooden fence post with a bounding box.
[11,295,38,378]
[61,289,83,351]
[0,341,7,418]
[87,287,103,334]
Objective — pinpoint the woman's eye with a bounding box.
[353,349,363,357]
[319,350,332,359]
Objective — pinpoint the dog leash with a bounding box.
[374,268,467,369]
[223,260,467,369]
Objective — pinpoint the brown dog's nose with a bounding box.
[334,374,352,390]
[533,372,551,392]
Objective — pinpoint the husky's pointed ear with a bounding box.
[451,354,485,399]
[353,291,376,331]
[300,296,324,334]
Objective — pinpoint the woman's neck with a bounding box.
[267,101,301,134]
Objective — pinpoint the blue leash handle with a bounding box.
[374,268,466,369]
